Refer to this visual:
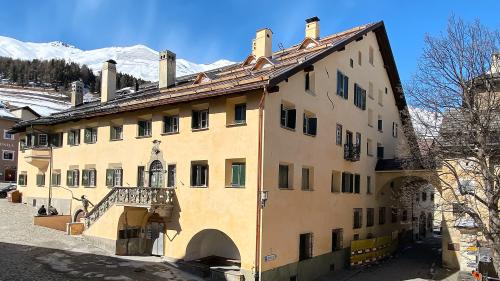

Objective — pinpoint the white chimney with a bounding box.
[101,60,116,103]
[305,17,320,39]
[252,28,272,58]
[71,81,84,107]
[491,53,500,74]
[159,50,176,89]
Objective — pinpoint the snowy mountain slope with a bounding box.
[0,35,234,81]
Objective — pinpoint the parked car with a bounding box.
[0,184,16,198]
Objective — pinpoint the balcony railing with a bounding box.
[85,187,175,228]
[344,144,360,162]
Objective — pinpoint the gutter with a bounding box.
[255,86,266,280]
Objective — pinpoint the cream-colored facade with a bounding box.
[14,19,426,281]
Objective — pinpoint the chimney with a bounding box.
[252,28,272,58]
[159,50,176,89]
[305,16,320,39]
[71,81,84,107]
[101,59,117,103]
[491,53,500,74]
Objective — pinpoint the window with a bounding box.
[18,174,27,186]
[3,129,14,140]
[377,144,384,159]
[349,58,354,68]
[49,133,63,147]
[377,116,383,131]
[84,128,98,144]
[368,82,374,99]
[38,134,48,146]
[353,234,360,241]
[279,164,291,189]
[111,126,123,140]
[367,138,373,156]
[68,129,80,145]
[336,124,343,145]
[367,176,372,194]
[459,179,476,194]
[358,51,362,66]
[392,122,398,138]
[163,115,179,134]
[369,46,374,65]
[368,108,373,127]
[385,87,388,94]
[431,193,435,201]
[391,208,398,223]
[167,164,176,187]
[51,172,61,186]
[301,167,313,190]
[2,150,14,161]
[303,113,317,136]
[82,169,97,187]
[332,229,343,251]
[192,110,209,130]
[379,207,386,224]
[105,168,122,187]
[36,173,45,186]
[422,192,427,201]
[402,210,408,222]
[234,104,247,124]
[280,104,296,130]
[336,71,349,99]
[367,208,374,227]
[191,162,208,187]
[355,132,361,154]
[138,120,152,137]
[353,84,366,110]
[331,171,341,193]
[354,174,360,194]
[66,170,79,187]
[305,72,310,91]
[353,208,362,229]
[231,163,245,187]
[341,172,353,193]
[137,166,145,187]
[378,89,383,105]
[299,233,313,261]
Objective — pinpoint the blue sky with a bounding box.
[0,0,498,83]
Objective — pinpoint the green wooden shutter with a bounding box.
[106,169,114,186]
[310,118,317,136]
[240,164,245,186]
[82,170,89,186]
[191,111,199,129]
[280,104,286,127]
[344,75,349,99]
[287,109,296,129]
[231,164,239,186]
[67,170,73,186]
[118,169,123,186]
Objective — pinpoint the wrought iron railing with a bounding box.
[85,187,174,228]
[344,144,360,162]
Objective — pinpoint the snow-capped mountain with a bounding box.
[0,35,234,81]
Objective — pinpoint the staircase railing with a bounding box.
[85,187,174,228]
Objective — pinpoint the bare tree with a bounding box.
[405,16,500,274]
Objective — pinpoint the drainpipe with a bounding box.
[48,145,53,207]
[255,87,266,281]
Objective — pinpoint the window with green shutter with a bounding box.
[68,129,80,145]
[231,163,245,187]
[82,169,96,187]
[138,120,152,137]
[280,104,296,130]
[51,173,61,186]
[234,104,246,124]
[167,164,176,187]
[337,70,349,99]
[354,174,360,194]
[36,174,45,186]
[18,174,27,186]
[110,126,123,140]
[84,128,98,144]
[163,116,179,133]
[106,169,123,187]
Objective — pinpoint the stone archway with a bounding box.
[185,229,241,264]
[73,208,85,222]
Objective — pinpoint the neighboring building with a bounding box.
[11,19,428,281]
[0,103,39,183]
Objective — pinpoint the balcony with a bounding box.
[22,146,51,168]
[85,187,175,228]
[344,144,360,162]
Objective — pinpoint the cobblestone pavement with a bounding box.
[0,199,203,281]
[316,236,462,281]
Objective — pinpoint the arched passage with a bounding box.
[185,229,241,263]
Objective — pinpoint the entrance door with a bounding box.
[4,169,16,182]
[346,131,353,146]
[149,160,164,188]
[151,222,164,256]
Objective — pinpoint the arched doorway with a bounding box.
[74,209,85,222]
[185,229,241,266]
[149,160,163,188]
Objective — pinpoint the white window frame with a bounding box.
[2,150,14,161]
[3,129,14,140]
[38,134,48,146]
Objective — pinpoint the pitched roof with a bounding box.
[11,20,414,150]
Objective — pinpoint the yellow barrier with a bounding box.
[350,235,398,266]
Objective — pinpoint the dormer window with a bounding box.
[193,72,213,85]
[297,37,320,50]
[242,55,257,66]
[252,57,275,71]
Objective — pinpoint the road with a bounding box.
[0,199,202,281]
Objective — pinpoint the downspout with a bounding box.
[255,86,266,281]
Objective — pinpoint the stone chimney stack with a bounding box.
[101,59,117,103]
[305,16,320,39]
[71,81,84,107]
[159,50,176,89]
[491,53,500,74]
[252,28,272,58]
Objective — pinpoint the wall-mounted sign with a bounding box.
[264,254,277,262]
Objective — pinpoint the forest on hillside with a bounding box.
[0,57,148,92]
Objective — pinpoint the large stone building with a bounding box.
[12,19,427,280]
